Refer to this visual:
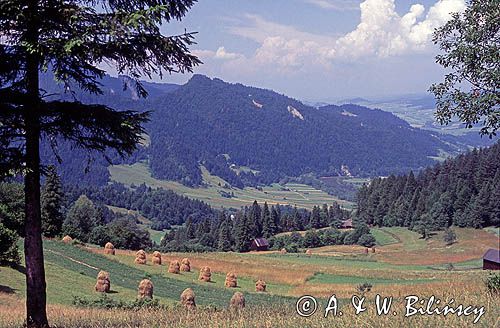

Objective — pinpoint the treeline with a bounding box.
[271,225,376,252]
[0,169,153,252]
[356,142,500,232]
[160,200,352,252]
[65,182,218,230]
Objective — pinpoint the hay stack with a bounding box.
[137,279,153,299]
[94,271,110,293]
[198,266,211,282]
[104,242,115,255]
[255,279,266,292]
[229,292,245,309]
[168,260,180,274]
[305,249,312,256]
[180,288,196,310]
[152,251,162,265]
[62,235,73,244]
[134,250,147,265]
[180,258,191,272]
[280,248,287,254]
[225,272,237,288]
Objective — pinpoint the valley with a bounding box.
[109,162,353,210]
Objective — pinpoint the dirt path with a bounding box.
[45,248,99,271]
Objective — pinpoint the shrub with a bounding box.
[0,222,20,265]
[358,234,376,247]
[72,294,165,310]
[484,272,500,295]
[356,282,373,295]
[443,228,457,245]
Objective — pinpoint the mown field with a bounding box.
[108,162,353,209]
[0,227,498,327]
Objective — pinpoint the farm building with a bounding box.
[250,238,269,252]
[340,219,353,229]
[482,249,500,270]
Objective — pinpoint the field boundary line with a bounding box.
[45,248,100,271]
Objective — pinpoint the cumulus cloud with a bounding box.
[222,0,465,72]
[335,0,466,58]
[193,47,244,61]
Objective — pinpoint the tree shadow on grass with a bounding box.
[0,285,17,294]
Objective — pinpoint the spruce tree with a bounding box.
[0,1,199,325]
[489,170,500,226]
[41,166,64,237]
[234,212,250,252]
[217,213,232,252]
[309,206,322,229]
[261,202,276,238]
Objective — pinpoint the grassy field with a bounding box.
[108,162,353,210]
[0,227,499,327]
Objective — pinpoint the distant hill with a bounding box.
[39,74,489,190]
[146,75,464,187]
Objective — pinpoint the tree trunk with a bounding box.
[24,0,49,326]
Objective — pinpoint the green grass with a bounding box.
[107,253,293,296]
[41,240,289,307]
[262,253,430,271]
[307,273,438,285]
[380,227,426,251]
[370,228,400,246]
[483,226,500,236]
[108,162,352,209]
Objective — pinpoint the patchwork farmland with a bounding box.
[1,227,498,327]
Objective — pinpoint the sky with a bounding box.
[145,0,467,102]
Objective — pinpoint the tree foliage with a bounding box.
[430,0,500,137]
[41,166,64,237]
[1,1,199,325]
[356,142,500,230]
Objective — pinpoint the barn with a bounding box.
[340,219,353,229]
[482,249,500,270]
[250,238,269,252]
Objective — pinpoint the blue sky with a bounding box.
[148,0,467,101]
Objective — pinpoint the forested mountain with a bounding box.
[147,75,468,187]
[356,142,500,230]
[39,73,493,189]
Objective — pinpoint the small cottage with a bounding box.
[483,249,500,270]
[340,219,353,229]
[250,238,270,252]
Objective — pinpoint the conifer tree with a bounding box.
[261,202,276,238]
[0,1,200,325]
[41,166,64,237]
[217,213,232,252]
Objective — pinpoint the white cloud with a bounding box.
[194,0,465,77]
[214,47,243,60]
[305,0,360,11]
[193,47,244,61]
[335,0,466,58]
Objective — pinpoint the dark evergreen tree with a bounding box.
[41,166,64,237]
[261,202,276,238]
[0,0,200,324]
[217,213,232,252]
[234,212,251,252]
[309,206,322,229]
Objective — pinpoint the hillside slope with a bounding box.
[148,75,459,187]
